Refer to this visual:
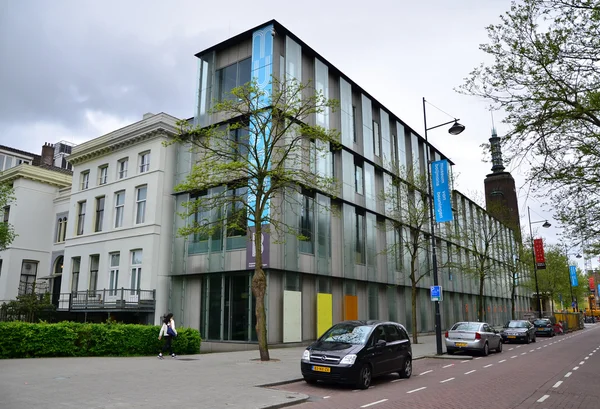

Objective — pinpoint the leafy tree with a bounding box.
[0,183,16,250]
[171,77,340,361]
[460,0,600,249]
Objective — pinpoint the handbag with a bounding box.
[167,324,177,337]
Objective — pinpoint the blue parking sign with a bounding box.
[431,286,443,302]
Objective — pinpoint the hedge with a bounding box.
[0,321,201,359]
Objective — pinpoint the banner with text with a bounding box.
[570,265,578,287]
[431,159,453,223]
[533,238,546,269]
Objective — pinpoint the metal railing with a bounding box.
[57,288,156,312]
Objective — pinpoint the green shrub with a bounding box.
[0,321,201,359]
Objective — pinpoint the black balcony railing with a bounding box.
[57,288,156,312]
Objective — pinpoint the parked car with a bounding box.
[300,320,412,389]
[501,320,536,343]
[533,319,555,337]
[445,321,502,356]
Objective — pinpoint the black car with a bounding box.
[501,320,536,344]
[301,320,412,389]
[533,319,555,337]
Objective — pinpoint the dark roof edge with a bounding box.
[194,19,451,163]
[0,145,39,159]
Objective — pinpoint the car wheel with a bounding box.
[532,335,536,343]
[551,331,555,337]
[356,364,372,389]
[399,357,412,379]
[526,335,531,344]
[446,348,455,355]
[482,342,489,356]
[303,376,317,385]
[496,340,503,353]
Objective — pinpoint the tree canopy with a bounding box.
[460,0,600,250]
[0,183,16,251]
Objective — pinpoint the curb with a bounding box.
[257,395,310,409]
[258,378,305,388]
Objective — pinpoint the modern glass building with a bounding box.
[168,20,530,349]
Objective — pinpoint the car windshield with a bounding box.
[534,320,550,325]
[507,321,529,328]
[451,323,481,332]
[320,324,372,345]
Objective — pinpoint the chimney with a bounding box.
[143,112,154,120]
[41,143,54,166]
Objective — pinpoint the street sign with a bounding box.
[431,285,443,302]
[572,301,576,308]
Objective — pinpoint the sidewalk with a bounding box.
[0,333,448,409]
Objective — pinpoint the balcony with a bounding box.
[57,289,156,312]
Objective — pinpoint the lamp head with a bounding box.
[576,253,582,259]
[542,221,551,228]
[448,121,466,135]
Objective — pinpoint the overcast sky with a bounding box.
[0,0,590,267]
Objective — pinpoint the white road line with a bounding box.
[406,387,426,394]
[475,357,482,360]
[361,399,388,407]
[580,361,585,365]
[574,366,579,370]
[484,364,493,368]
[565,372,572,378]
[516,346,522,348]
[509,348,514,351]
[323,396,330,399]
[521,352,527,355]
[499,359,506,363]
[461,360,470,363]
[443,364,454,368]
[553,381,563,388]
[440,377,455,383]
[590,353,594,356]
[544,345,548,348]
[530,350,535,352]
[419,370,433,376]
[391,379,405,383]
[511,356,518,359]
[537,347,541,350]
[465,370,476,375]
[537,395,550,403]
[585,357,589,360]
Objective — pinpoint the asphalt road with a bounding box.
[274,325,600,409]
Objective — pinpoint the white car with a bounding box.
[445,321,503,356]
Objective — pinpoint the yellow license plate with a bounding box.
[455,342,468,347]
[508,336,516,339]
[312,366,330,373]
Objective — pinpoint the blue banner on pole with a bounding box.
[570,265,578,287]
[431,159,453,223]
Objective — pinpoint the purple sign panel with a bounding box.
[246,225,270,269]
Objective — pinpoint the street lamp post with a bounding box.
[527,206,551,319]
[422,97,465,355]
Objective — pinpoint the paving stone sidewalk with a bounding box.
[0,333,448,409]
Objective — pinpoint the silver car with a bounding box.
[445,321,503,356]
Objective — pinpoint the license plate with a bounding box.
[508,336,516,339]
[312,365,330,373]
[455,342,468,347]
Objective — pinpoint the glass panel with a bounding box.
[396,122,407,172]
[315,58,329,129]
[362,95,373,161]
[380,110,391,170]
[230,275,250,341]
[410,133,421,177]
[299,193,314,254]
[207,275,222,340]
[285,36,302,82]
[340,78,353,147]
[364,163,375,210]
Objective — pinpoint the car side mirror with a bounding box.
[376,339,387,347]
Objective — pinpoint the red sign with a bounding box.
[590,277,595,290]
[533,238,546,269]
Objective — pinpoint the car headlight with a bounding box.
[339,354,357,365]
[302,350,311,362]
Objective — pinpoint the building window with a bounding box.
[3,205,9,223]
[71,257,80,293]
[130,250,142,295]
[109,253,120,296]
[373,121,381,156]
[77,201,86,236]
[95,196,105,232]
[80,171,90,190]
[18,261,38,295]
[118,158,128,179]
[55,217,67,243]
[89,255,99,295]
[139,152,150,173]
[99,165,108,185]
[309,140,317,174]
[355,210,365,264]
[135,186,147,224]
[355,161,364,195]
[299,193,314,254]
[115,191,125,228]
[215,57,251,102]
[351,105,357,143]
[392,133,398,166]
[394,228,403,271]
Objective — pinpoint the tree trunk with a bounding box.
[511,282,516,320]
[251,224,270,361]
[411,278,418,344]
[478,276,485,322]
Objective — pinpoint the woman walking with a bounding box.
[158,313,177,359]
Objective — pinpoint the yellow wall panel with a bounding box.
[344,295,358,320]
[316,293,333,338]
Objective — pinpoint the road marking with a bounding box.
[484,364,493,368]
[465,370,476,375]
[565,372,572,378]
[521,352,527,355]
[537,395,550,403]
[544,345,548,348]
[419,370,433,376]
[499,359,506,363]
[361,399,388,407]
[511,356,518,359]
[530,350,535,352]
[475,357,482,360]
[509,348,514,351]
[585,357,589,360]
[391,379,405,383]
[537,347,541,350]
[553,381,563,388]
[574,366,579,370]
[516,346,522,348]
[323,396,330,399]
[406,387,426,394]
[443,364,454,368]
[461,360,470,363]
[580,361,585,365]
[440,377,455,383]
[590,353,594,356]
